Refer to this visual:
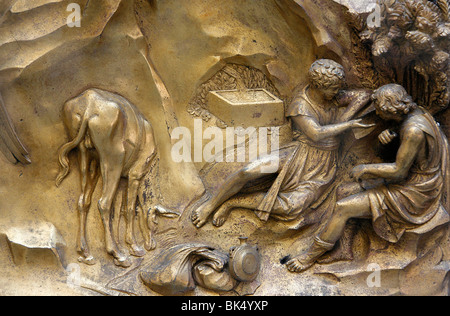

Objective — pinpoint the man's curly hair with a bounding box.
[308,59,346,90]
[372,84,418,115]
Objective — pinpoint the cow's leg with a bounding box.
[77,143,99,265]
[88,109,132,267]
[96,149,132,267]
[126,122,156,255]
[137,203,154,251]
[125,176,146,257]
[111,181,126,255]
[98,160,132,268]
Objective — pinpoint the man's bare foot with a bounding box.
[212,202,234,227]
[187,193,212,228]
[191,200,216,228]
[285,255,316,273]
[317,245,354,264]
[318,222,356,264]
[284,237,334,273]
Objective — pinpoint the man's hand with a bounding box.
[378,129,398,145]
[351,164,368,182]
[350,119,376,129]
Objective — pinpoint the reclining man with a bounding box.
[191,59,375,231]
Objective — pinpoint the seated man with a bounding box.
[191,59,375,229]
[286,84,450,273]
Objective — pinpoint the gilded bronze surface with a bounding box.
[0,0,448,296]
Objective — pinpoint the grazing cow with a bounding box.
[56,88,157,267]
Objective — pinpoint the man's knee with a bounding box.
[243,156,279,176]
[333,200,353,223]
[241,165,260,179]
[334,195,370,222]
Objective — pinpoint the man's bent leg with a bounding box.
[191,151,285,228]
[286,192,372,273]
[320,192,372,243]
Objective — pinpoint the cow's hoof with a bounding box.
[114,256,132,268]
[144,238,157,251]
[78,255,97,266]
[130,245,146,258]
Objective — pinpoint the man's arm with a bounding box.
[352,126,425,182]
[337,89,373,123]
[292,115,375,143]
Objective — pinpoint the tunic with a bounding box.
[256,86,341,227]
[367,109,450,243]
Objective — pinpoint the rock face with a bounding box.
[0,0,448,296]
[4,221,66,267]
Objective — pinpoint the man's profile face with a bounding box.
[320,85,341,101]
[374,98,404,122]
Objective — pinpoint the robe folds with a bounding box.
[256,86,341,229]
[367,109,450,243]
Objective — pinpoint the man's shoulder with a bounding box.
[287,86,315,117]
[403,109,437,133]
[401,116,428,141]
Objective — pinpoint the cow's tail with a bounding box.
[56,116,89,187]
